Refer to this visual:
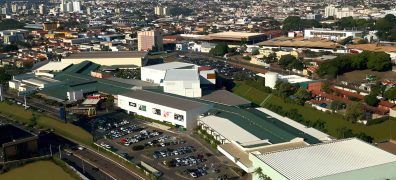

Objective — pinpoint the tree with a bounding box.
[330,100,346,112]
[355,132,374,143]
[345,102,364,122]
[105,95,115,112]
[278,55,303,70]
[0,68,12,84]
[384,87,396,100]
[209,43,228,56]
[266,52,277,63]
[294,88,311,105]
[233,72,249,81]
[275,81,294,98]
[336,127,354,138]
[339,36,353,45]
[364,94,379,106]
[367,52,392,71]
[282,16,321,31]
[254,167,272,180]
[251,49,260,55]
[370,81,386,96]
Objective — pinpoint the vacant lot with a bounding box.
[0,161,75,180]
[0,102,92,145]
[232,82,396,142]
[338,69,396,84]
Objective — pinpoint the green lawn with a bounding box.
[0,161,75,180]
[232,82,396,142]
[0,102,93,145]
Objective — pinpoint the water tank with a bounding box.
[265,72,278,89]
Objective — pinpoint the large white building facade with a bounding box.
[118,90,212,129]
[304,28,362,41]
[163,69,202,98]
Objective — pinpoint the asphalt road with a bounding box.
[68,148,146,180]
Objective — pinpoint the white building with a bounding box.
[163,69,202,98]
[250,138,396,180]
[140,62,198,85]
[62,51,148,67]
[9,74,62,93]
[304,28,363,41]
[72,1,81,13]
[118,90,212,129]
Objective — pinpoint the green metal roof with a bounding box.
[145,89,321,144]
[41,61,134,100]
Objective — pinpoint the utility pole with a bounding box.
[59,145,62,159]
[82,159,85,174]
[0,84,3,102]
[50,144,53,156]
[24,95,27,109]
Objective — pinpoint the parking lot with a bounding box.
[94,116,239,179]
[177,55,256,79]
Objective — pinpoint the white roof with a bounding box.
[143,62,196,71]
[199,115,260,143]
[82,99,101,105]
[164,69,199,81]
[36,62,72,72]
[278,75,312,84]
[256,138,396,180]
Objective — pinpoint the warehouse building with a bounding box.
[199,32,267,44]
[118,90,213,129]
[304,28,363,41]
[249,138,396,180]
[141,62,216,97]
[197,105,324,173]
[62,51,148,67]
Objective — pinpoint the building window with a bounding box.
[174,113,184,121]
[129,102,136,107]
[152,108,161,115]
[139,105,146,111]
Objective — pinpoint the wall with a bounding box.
[163,80,202,97]
[118,95,211,129]
[62,57,143,67]
[140,68,166,84]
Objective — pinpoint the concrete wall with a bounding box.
[163,80,202,97]
[140,68,166,84]
[62,57,144,67]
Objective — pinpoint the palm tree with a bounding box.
[253,167,272,180]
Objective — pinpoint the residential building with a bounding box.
[137,30,163,51]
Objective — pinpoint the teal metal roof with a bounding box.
[41,61,134,100]
[145,89,321,144]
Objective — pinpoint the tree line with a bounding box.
[316,51,392,78]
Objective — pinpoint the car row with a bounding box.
[106,124,142,139]
[153,146,194,159]
[168,155,204,167]
[146,135,186,147]
[97,119,130,132]
[188,167,208,178]
[121,130,161,146]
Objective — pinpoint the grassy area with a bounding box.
[232,82,396,142]
[0,102,93,145]
[0,160,75,180]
